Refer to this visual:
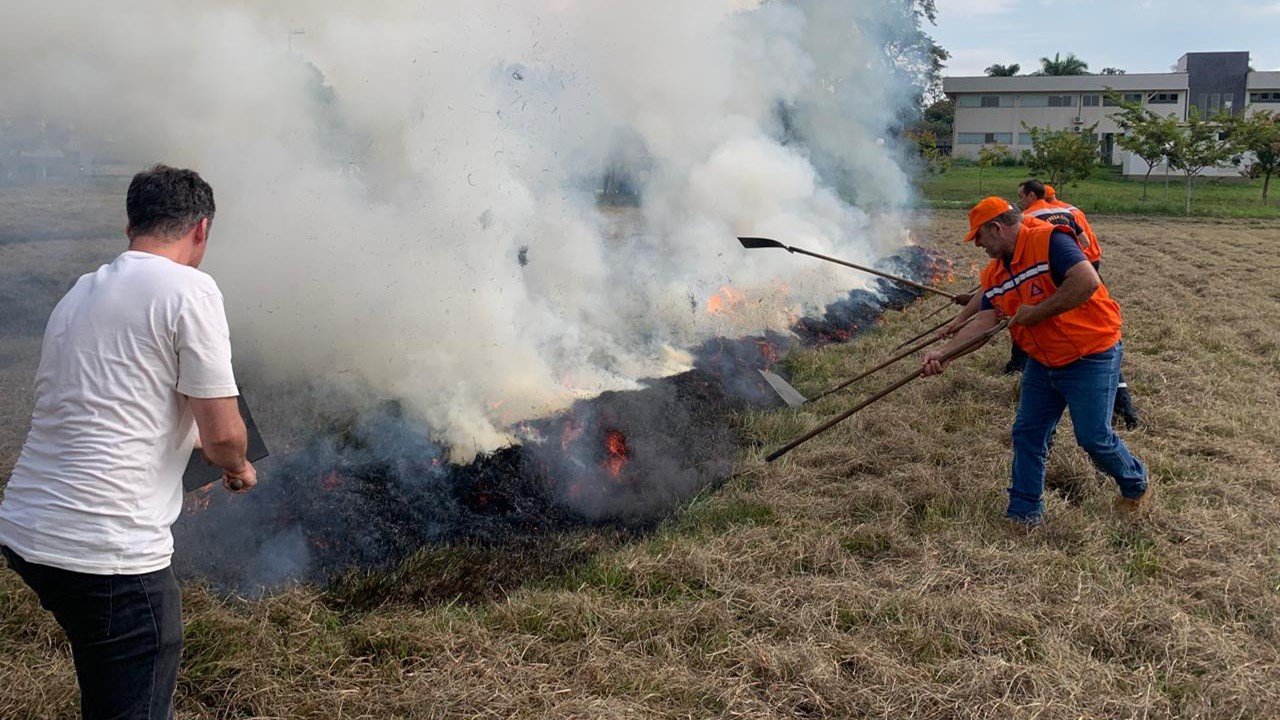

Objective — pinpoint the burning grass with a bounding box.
[3,211,1280,717]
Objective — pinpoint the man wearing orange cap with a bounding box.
[922,197,1150,526]
[1017,179,1139,428]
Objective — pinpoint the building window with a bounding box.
[1048,95,1076,107]
[1148,92,1178,104]
[1018,133,1033,146]
[1103,92,1145,107]
[1250,91,1280,103]
[957,132,1012,145]
[959,94,1014,108]
[1082,95,1101,107]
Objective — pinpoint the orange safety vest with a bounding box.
[981,222,1122,368]
[1024,198,1102,264]
[1050,198,1103,263]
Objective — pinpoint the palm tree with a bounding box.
[984,63,1020,77]
[1035,53,1089,76]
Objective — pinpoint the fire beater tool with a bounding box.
[764,318,1011,462]
[919,284,981,322]
[182,391,269,493]
[737,236,957,300]
[758,315,976,407]
[892,309,969,352]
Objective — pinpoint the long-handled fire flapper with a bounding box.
[918,284,981,323]
[764,318,1011,462]
[737,237,957,300]
[892,309,967,352]
[757,315,977,407]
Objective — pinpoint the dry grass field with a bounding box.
[2,189,1279,718]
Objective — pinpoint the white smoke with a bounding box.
[1,0,928,458]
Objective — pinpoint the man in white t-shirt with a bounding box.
[0,165,257,720]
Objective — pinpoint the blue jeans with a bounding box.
[2,546,181,720]
[1009,342,1147,523]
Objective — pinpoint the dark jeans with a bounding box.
[1008,343,1140,425]
[1,546,182,720]
[1009,342,1147,522]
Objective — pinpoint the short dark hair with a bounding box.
[1018,178,1046,199]
[126,164,215,239]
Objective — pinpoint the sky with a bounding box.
[931,0,1280,78]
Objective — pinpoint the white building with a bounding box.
[943,52,1280,176]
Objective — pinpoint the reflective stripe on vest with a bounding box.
[981,223,1122,368]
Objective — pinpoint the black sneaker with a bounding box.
[1114,386,1140,429]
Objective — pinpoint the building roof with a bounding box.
[1248,72,1280,89]
[943,73,1188,94]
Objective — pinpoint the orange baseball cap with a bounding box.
[1044,184,1057,200]
[964,197,1015,242]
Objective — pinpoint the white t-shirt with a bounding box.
[0,250,237,575]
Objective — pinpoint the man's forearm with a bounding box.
[955,291,982,322]
[203,436,248,472]
[1020,262,1100,324]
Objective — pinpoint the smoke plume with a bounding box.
[1,0,930,458]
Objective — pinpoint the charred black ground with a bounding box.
[172,247,948,592]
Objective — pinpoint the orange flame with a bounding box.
[756,340,778,365]
[604,429,629,477]
[707,285,747,315]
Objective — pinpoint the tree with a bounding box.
[977,143,1012,193]
[1109,94,1182,200]
[1021,124,1100,186]
[1227,111,1280,201]
[905,129,951,175]
[1099,67,1126,75]
[1034,52,1089,76]
[892,0,950,103]
[917,97,953,140]
[1165,108,1243,214]
[985,63,1021,77]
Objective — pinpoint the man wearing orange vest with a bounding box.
[1045,183,1102,259]
[1017,179,1139,428]
[1019,180,1101,264]
[923,197,1150,526]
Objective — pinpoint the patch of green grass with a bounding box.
[668,497,775,537]
[910,494,968,530]
[1109,527,1162,581]
[921,164,1280,218]
[507,604,599,643]
[566,558,720,604]
[840,530,894,560]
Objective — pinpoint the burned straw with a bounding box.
[738,237,957,300]
[765,318,1011,462]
